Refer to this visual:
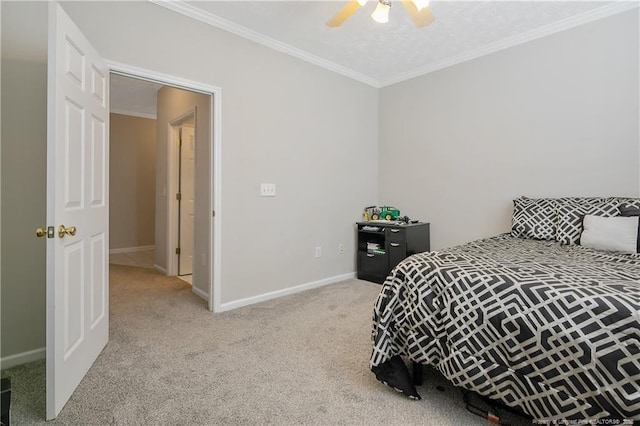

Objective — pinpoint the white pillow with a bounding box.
[580,214,638,254]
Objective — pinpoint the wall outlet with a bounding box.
[338,243,345,254]
[315,246,322,258]
[260,183,276,197]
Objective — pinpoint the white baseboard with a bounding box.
[192,285,209,301]
[109,245,155,255]
[219,272,357,312]
[1,347,45,370]
[153,264,167,275]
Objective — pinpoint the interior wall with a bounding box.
[379,9,640,250]
[61,1,380,305]
[155,86,210,297]
[0,58,48,360]
[109,113,156,251]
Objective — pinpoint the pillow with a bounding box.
[510,198,557,240]
[556,197,619,245]
[617,198,640,211]
[580,215,638,254]
[619,205,640,252]
[620,205,640,216]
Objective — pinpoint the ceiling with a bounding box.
[152,0,635,87]
[2,1,635,117]
[110,74,163,119]
[109,0,635,117]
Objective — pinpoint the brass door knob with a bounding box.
[58,225,77,238]
[36,227,47,238]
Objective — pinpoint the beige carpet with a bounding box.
[2,264,530,425]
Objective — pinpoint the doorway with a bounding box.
[171,113,196,280]
[108,65,222,312]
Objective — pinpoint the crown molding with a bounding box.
[380,1,640,87]
[110,108,157,120]
[147,0,638,90]
[148,0,381,88]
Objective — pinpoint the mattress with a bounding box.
[370,234,640,420]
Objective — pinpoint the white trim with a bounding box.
[147,0,379,88]
[109,245,154,255]
[218,272,357,312]
[211,82,222,313]
[149,0,638,89]
[153,264,167,275]
[379,2,640,87]
[167,111,196,277]
[1,347,46,370]
[110,108,157,120]
[192,285,209,301]
[108,60,223,313]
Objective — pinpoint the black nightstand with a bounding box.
[356,221,430,284]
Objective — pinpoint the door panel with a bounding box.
[47,3,109,419]
[90,116,106,206]
[90,234,106,328]
[179,125,195,276]
[63,242,84,357]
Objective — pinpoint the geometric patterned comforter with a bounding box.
[370,234,640,421]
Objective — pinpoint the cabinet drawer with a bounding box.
[357,252,387,284]
[386,227,406,242]
[388,241,407,271]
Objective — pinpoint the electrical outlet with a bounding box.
[338,243,345,254]
[315,246,322,258]
[260,183,276,197]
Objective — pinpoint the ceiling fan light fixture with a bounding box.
[371,0,391,24]
[411,0,430,12]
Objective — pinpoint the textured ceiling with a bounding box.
[2,1,635,116]
[111,0,636,116]
[165,0,632,86]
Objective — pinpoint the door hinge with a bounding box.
[176,193,182,201]
[176,247,181,255]
[212,210,215,217]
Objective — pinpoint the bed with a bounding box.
[369,197,640,421]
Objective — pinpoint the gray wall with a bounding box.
[61,1,379,305]
[1,58,48,359]
[3,1,637,362]
[379,9,640,250]
[155,86,210,297]
[109,113,156,250]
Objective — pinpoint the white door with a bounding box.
[46,3,109,419]
[179,125,195,275]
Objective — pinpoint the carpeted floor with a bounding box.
[2,264,531,425]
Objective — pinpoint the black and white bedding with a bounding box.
[370,234,640,421]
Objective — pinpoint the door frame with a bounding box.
[108,61,222,313]
[168,110,196,278]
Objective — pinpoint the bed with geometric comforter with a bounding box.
[370,234,640,421]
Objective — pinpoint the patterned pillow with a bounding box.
[618,203,640,253]
[617,197,640,211]
[556,197,620,245]
[511,197,557,240]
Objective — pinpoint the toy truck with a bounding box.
[364,205,400,221]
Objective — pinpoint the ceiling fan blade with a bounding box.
[400,0,436,28]
[326,0,362,27]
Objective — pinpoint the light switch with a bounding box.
[260,183,276,197]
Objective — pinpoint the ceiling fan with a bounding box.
[327,0,435,28]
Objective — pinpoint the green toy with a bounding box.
[365,206,400,220]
